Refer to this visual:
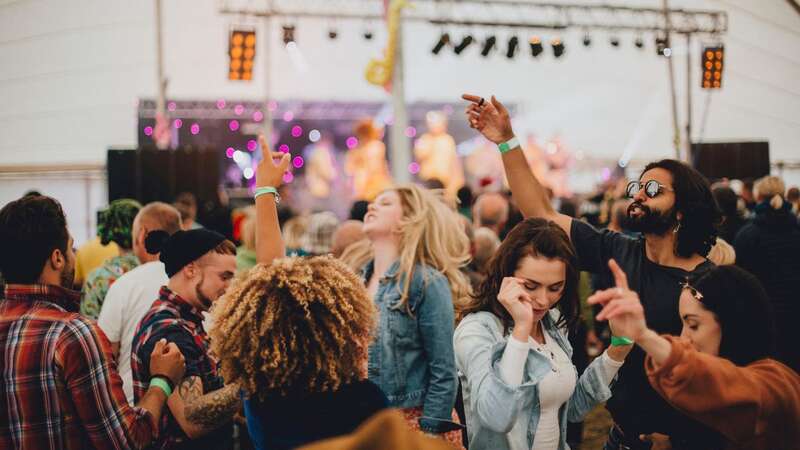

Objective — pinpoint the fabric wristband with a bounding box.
[149,376,173,397]
[498,136,520,154]
[254,186,280,204]
[611,336,634,346]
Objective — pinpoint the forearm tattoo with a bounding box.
[181,377,241,431]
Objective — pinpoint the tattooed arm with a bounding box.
[167,376,241,439]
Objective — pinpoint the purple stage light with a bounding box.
[190,123,200,135]
[247,140,257,152]
[144,126,153,136]
[292,156,304,168]
[346,137,358,149]
[291,125,303,138]
[229,120,240,132]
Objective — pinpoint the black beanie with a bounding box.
[145,229,226,277]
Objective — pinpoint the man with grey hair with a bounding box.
[98,201,183,404]
[472,192,509,238]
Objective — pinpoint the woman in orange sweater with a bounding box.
[589,261,799,450]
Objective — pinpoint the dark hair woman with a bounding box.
[455,218,632,450]
[590,263,800,450]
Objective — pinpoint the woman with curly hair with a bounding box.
[362,184,472,446]
[80,198,142,319]
[211,256,387,450]
[454,218,631,450]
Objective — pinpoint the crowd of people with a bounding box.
[1,95,799,450]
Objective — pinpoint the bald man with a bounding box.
[332,220,367,258]
[473,192,510,237]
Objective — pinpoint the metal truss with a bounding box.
[218,0,727,35]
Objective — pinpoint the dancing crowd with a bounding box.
[1,95,799,450]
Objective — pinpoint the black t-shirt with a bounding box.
[571,219,724,448]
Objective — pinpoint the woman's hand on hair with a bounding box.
[588,259,648,342]
[256,134,291,188]
[497,277,535,337]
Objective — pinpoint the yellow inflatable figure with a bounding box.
[345,119,392,201]
[414,111,464,198]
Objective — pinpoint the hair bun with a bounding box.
[145,230,170,254]
[770,194,784,210]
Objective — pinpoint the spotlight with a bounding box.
[454,35,474,54]
[634,36,644,49]
[529,36,543,57]
[583,34,591,47]
[656,35,671,57]
[328,29,338,40]
[701,46,724,89]
[506,36,519,59]
[282,25,295,45]
[432,33,450,55]
[481,36,497,57]
[551,38,565,58]
[363,30,374,40]
[610,36,620,47]
[229,30,256,81]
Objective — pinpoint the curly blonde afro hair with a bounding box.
[210,256,376,400]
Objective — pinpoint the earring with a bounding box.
[673,223,681,234]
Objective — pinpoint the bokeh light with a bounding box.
[346,137,358,149]
[229,120,240,132]
[190,123,200,135]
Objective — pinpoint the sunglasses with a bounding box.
[626,180,674,199]
[680,279,704,302]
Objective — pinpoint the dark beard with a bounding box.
[195,274,213,310]
[623,202,677,235]
[60,266,75,289]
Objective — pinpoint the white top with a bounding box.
[98,261,168,404]
[498,328,623,450]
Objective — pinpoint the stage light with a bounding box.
[529,36,543,57]
[481,36,497,57]
[229,29,256,81]
[454,35,474,54]
[506,36,519,59]
[282,25,295,44]
[432,33,450,55]
[328,29,338,40]
[610,36,620,47]
[583,34,591,47]
[634,36,644,49]
[363,30,373,40]
[551,38,565,58]
[701,45,724,89]
[655,35,671,57]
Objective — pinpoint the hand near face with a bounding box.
[497,277,535,333]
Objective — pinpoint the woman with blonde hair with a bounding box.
[362,184,471,446]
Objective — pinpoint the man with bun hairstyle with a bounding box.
[98,201,183,404]
[130,227,238,449]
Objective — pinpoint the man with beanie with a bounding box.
[131,228,239,449]
[98,201,182,404]
[0,195,185,449]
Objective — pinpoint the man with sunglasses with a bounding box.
[463,94,723,450]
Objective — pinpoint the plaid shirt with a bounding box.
[0,284,157,450]
[131,286,229,449]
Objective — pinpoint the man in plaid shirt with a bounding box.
[0,195,186,450]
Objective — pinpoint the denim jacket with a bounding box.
[362,260,458,433]
[454,311,614,450]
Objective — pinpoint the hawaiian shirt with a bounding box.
[80,253,140,319]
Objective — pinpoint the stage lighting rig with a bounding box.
[551,38,565,58]
[529,36,543,57]
[454,35,474,54]
[282,25,295,44]
[610,36,620,47]
[701,46,724,89]
[229,29,256,81]
[481,35,497,57]
[583,34,592,47]
[432,32,450,54]
[656,35,671,57]
[506,36,519,59]
[328,29,338,39]
[634,36,644,49]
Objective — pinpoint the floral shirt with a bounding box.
[80,253,139,319]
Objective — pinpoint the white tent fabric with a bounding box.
[0,0,798,171]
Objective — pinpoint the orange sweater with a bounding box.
[646,336,800,450]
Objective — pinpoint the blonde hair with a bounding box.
[707,237,736,266]
[338,238,373,272]
[754,176,786,210]
[283,215,309,249]
[387,184,472,315]
[210,256,376,400]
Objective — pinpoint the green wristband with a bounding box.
[150,376,173,397]
[611,336,634,346]
[254,186,281,204]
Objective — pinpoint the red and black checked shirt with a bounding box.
[0,284,157,450]
[131,286,230,450]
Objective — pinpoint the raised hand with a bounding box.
[497,277,535,335]
[461,94,515,144]
[256,134,291,188]
[588,259,648,341]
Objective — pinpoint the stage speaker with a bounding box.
[691,141,770,181]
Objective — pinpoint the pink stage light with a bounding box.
[173,119,182,129]
[226,147,235,158]
[167,101,176,112]
[408,162,420,174]
[283,111,294,122]
[279,144,290,153]
[190,123,200,135]
[292,156,304,168]
[247,140,257,152]
[216,99,226,109]
[144,126,153,136]
[252,110,264,122]
[405,126,417,138]
[229,120,240,132]
[291,125,303,138]
[234,104,245,115]
[268,101,278,111]
[283,171,294,183]
[346,137,358,149]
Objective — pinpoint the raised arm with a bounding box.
[462,94,572,236]
[255,134,291,265]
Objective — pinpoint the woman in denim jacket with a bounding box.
[455,218,631,450]
[362,184,472,446]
